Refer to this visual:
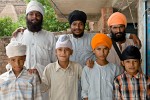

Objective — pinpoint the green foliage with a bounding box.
[0,17,16,36]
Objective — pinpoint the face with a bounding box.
[93,45,109,61]
[70,20,85,38]
[26,11,43,32]
[56,47,73,62]
[110,24,126,42]
[122,59,141,76]
[8,56,26,74]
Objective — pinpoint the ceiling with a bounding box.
[49,0,138,23]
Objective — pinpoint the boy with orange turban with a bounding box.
[81,33,123,100]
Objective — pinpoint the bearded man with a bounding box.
[107,12,135,66]
[11,1,56,100]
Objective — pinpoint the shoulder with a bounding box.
[69,61,83,70]
[0,72,9,80]
[114,72,125,81]
[41,30,55,37]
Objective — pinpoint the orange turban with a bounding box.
[91,33,112,50]
[107,12,127,27]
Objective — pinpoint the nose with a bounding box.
[15,60,20,66]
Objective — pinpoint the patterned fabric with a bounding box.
[0,67,42,100]
[114,71,150,100]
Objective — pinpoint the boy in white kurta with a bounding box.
[41,35,82,100]
[81,33,123,100]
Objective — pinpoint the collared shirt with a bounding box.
[81,61,123,100]
[114,71,150,100]
[42,61,82,100]
[13,29,56,78]
[0,67,42,100]
[107,38,135,66]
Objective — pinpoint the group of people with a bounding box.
[0,0,150,100]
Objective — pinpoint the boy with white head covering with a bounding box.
[41,34,82,100]
[0,41,42,100]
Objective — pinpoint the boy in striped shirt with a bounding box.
[114,45,150,100]
[0,41,42,100]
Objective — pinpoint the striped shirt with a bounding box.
[114,71,150,100]
[0,67,42,100]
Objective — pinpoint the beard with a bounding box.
[26,16,43,32]
[111,30,126,42]
[72,31,84,38]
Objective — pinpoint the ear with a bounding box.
[121,61,125,66]
[55,49,57,55]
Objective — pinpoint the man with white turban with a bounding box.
[10,0,56,100]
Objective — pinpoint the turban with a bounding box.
[121,45,141,61]
[6,41,26,58]
[56,35,72,50]
[91,33,112,50]
[26,0,44,16]
[107,12,127,27]
[68,10,87,25]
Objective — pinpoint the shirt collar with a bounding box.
[8,66,26,75]
[55,60,72,71]
[125,71,144,79]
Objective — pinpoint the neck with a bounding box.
[96,59,108,66]
[118,39,126,44]
[58,60,69,69]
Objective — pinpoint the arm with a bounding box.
[129,34,141,49]
[33,74,42,100]
[114,78,121,100]
[81,67,90,100]
[86,59,94,68]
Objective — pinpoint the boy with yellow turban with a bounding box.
[81,33,123,100]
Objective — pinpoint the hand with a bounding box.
[28,68,38,74]
[86,59,94,68]
[12,27,26,37]
[129,34,142,49]
[28,68,41,82]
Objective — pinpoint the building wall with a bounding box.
[0,37,10,75]
[138,0,146,72]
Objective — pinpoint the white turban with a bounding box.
[26,0,44,16]
[56,35,72,50]
[6,41,26,58]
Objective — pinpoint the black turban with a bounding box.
[68,10,87,25]
[121,45,141,61]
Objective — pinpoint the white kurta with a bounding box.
[107,38,135,66]
[13,29,56,77]
[67,33,95,67]
[81,62,123,100]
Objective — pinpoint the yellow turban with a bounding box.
[91,33,112,50]
[107,12,127,27]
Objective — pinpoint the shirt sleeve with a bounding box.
[81,66,90,99]
[114,78,121,100]
[32,74,42,100]
[41,65,51,93]
[49,35,57,63]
